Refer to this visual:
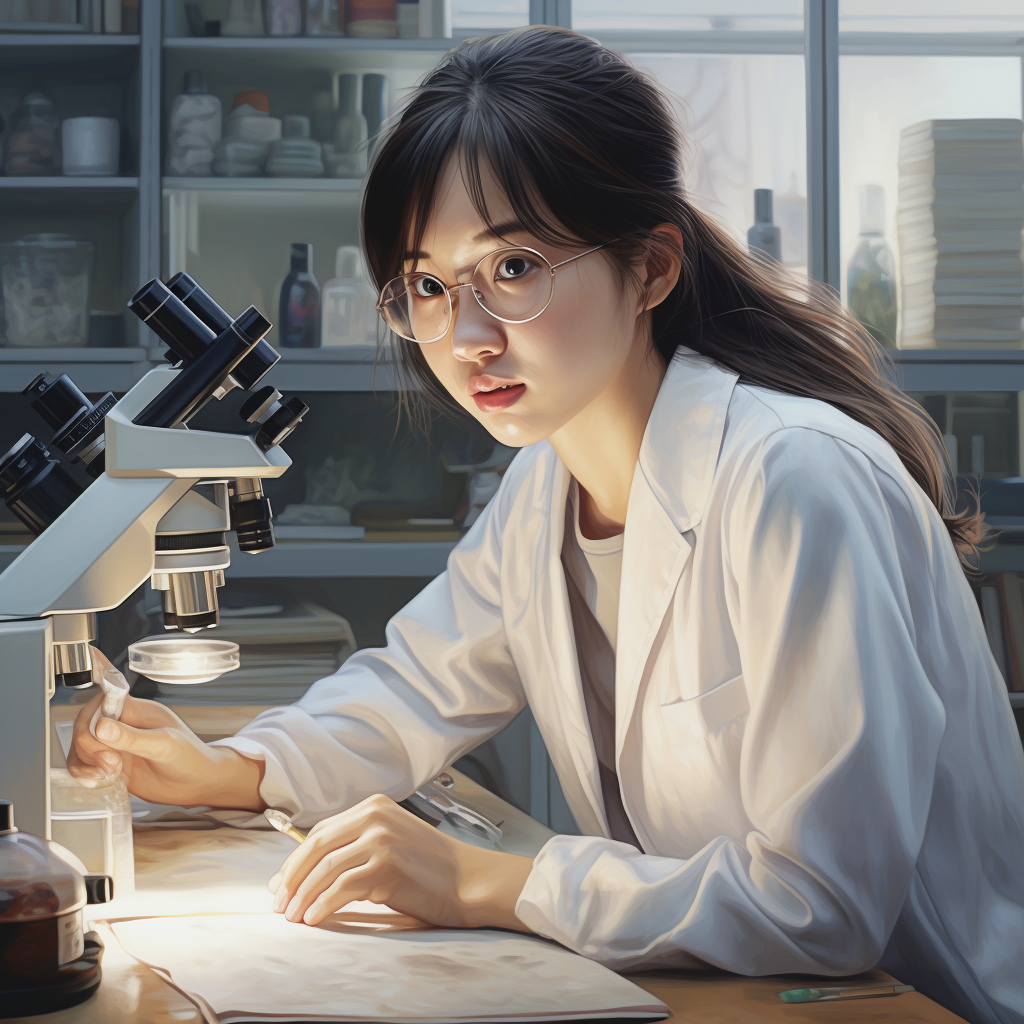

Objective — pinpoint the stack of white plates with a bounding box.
[896,119,1024,348]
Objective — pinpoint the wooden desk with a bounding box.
[36,708,966,1024]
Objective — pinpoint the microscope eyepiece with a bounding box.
[166,272,280,390]
[23,373,116,478]
[0,433,83,535]
[128,279,216,367]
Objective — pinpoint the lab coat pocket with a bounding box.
[660,673,750,735]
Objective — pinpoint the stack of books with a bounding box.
[896,119,1024,348]
[155,599,356,705]
[974,572,1024,694]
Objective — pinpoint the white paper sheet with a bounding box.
[111,913,669,1023]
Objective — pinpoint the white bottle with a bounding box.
[321,245,377,346]
[166,71,221,177]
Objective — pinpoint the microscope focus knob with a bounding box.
[255,398,309,453]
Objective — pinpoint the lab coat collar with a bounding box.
[637,345,740,533]
[532,347,739,841]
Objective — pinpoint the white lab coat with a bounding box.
[214,347,1024,1024]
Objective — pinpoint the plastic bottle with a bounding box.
[747,188,781,263]
[328,74,368,178]
[321,246,377,346]
[165,71,222,177]
[278,243,320,348]
[847,183,898,348]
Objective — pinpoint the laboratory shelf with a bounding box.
[162,177,360,192]
[224,538,457,578]
[163,37,455,51]
[0,176,139,189]
[0,348,150,393]
[838,31,1024,57]
[0,33,139,46]
[588,29,804,55]
[264,347,400,392]
[887,350,1024,393]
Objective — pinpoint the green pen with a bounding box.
[779,983,914,1003]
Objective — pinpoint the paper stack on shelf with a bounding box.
[896,119,1024,348]
[156,599,356,705]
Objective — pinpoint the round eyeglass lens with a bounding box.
[474,248,554,322]
[379,248,555,343]
[379,273,451,343]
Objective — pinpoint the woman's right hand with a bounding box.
[67,649,266,812]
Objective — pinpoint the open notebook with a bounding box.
[111,913,669,1023]
[99,824,668,1023]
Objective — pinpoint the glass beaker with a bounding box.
[0,233,93,347]
[49,768,134,897]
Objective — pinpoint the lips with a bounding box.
[468,374,523,395]
[472,382,526,413]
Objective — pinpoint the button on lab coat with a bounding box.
[214,348,1024,1024]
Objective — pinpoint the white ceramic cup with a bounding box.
[61,117,120,176]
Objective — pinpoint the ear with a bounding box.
[638,223,684,315]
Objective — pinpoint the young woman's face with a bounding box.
[401,157,647,448]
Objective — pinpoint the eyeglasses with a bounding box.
[376,243,605,344]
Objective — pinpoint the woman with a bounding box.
[71,26,1024,1024]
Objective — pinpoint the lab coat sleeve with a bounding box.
[515,427,948,974]
[208,465,527,828]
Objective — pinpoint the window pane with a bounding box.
[572,1,804,34]
[628,53,807,271]
[451,1,529,34]
[839,0,1024,35]
[839,55,1023,347]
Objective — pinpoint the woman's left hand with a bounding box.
[268,793,536,930]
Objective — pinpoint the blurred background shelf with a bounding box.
[224,538,458,578]
[0,34,140,46]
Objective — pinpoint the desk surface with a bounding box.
[32,716,967,1024]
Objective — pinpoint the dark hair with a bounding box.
[360,24,988,571]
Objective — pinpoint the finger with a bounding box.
[91,718,178,761]
[282,836,378,922]
[68,693,120,779]
[302,863,379,926]
[274,797,393,906]
[268,872,282,894]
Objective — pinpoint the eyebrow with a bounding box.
[402,219,528,266]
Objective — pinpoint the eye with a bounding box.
[495,255,537,281]
[412,275,445,298]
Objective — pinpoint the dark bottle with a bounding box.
[278,243,320,348]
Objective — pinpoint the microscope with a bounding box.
[0,276,307,840]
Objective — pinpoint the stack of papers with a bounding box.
[157,600,355,705]
[896,119,1024,348]
[110,915,669,1023]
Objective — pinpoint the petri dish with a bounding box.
[128,636,240,685]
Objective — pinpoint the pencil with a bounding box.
[779,984,914,1003]
[264,808,308,844]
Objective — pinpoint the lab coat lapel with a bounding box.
[614,351,740,760]
[528,454,609,838]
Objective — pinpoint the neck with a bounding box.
[549,326,667,540]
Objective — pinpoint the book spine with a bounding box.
[980,583,1009,684]
[998,572,1024,692]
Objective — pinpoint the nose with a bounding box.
[448,285,505,362]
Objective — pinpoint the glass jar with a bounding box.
[3,91,60,176]
[49,768,134,897]
[0,233,94,347]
